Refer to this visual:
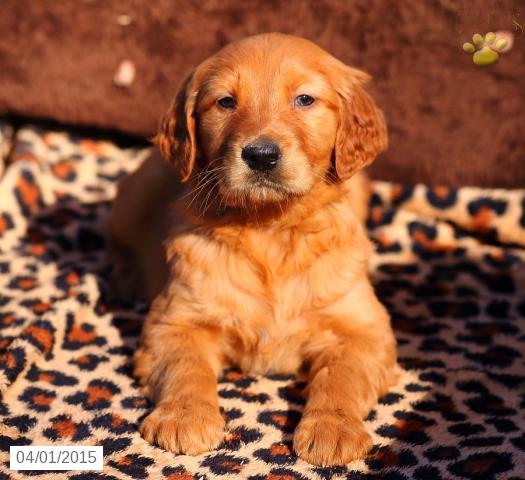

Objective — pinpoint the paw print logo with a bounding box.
[462,31,512,66]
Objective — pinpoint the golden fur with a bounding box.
[109,33,397,466]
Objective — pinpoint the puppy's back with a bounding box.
[109,150,181,299]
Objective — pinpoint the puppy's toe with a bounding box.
[293,410,372,466]
[140,402,225,455]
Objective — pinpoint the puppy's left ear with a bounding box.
[333,67,388,181]
[153,61,209,181]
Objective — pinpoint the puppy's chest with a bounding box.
[242,228,331,310]
[216,229,353,373]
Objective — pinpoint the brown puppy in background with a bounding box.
[109,33,397,467]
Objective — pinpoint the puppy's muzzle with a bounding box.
[241,141,281,172]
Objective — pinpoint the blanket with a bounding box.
[0,122,524,479]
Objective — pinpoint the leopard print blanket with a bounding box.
[0,120,524,480]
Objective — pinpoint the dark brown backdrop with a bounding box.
[1,0,524,187]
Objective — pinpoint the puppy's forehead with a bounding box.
[211,60,324,92]
[204,35,335,93]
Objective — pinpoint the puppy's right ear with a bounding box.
[153,67,204,181]
[331,65,388,181]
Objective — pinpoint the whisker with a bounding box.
[186,174,217,211]
[183,164,233,212]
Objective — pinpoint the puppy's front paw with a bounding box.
[293,410,372,466]
[140,402,225,455]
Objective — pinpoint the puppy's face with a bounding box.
[156,34,387,208]
[197,48,339,204]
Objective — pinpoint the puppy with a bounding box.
[109,33,397,467]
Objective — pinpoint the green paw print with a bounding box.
[463,32,508,66]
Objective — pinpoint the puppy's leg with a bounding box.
[294,306,396,466]
[136,321,225,454]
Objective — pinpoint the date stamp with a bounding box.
[10,446,103,471]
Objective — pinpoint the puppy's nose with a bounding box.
[241,142,281,172]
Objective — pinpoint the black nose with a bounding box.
[241,142,281,172]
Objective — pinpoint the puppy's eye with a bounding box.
[217,96,236,109]
[295,94,315,107]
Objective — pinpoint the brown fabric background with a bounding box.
[0,0,524,187]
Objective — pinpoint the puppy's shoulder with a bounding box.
[342,172,372,225]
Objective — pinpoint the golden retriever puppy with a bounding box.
[109,32,397,466]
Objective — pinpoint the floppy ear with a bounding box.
[153,71,200,181]
[333,68,388,181]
